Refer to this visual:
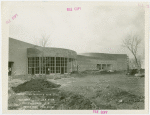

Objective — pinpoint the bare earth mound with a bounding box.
[12,79,61,93]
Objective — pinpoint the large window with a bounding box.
[35,57,39,74]
[97,64,100,70]
[28,57,69,74]
[65,58,67,73]
[50,57,55,73]
[28,57,39,74]
[28,58,32,74]
[56,57,60,73]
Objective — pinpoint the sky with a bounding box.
[9,2,145,58]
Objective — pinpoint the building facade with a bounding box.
[27,47,77,75]
[9,38,128,76]
[9,38,77,75]
[77,53,127,72]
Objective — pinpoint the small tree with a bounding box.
[122,34,142,72]
[35,33,51,76]
[39,34,51,47]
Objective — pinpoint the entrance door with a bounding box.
[32,68,34,75]
[8,62,14,76]
[46,67,50,74]
[61,67,64,74]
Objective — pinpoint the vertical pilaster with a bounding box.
[60,57,61,74]
[55,57,56,74]
[27,57,28,75]
[76,60,77,71]
[67,58,69,73]
[41,57,42,74]
[72,59,74,71]
[44,57,46,74]
[34,57,35,75]
[71,58,72,72]
[39,57,41,74]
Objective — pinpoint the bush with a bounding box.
[127,69,138,75]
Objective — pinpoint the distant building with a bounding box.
[9,38,128,76]
[77,53,127,72]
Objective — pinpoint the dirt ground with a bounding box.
[8,73,145,110]
[49,73,145,109]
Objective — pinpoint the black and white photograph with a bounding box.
[1,1,149,114]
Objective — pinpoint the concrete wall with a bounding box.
[77,58,116,71]
[27,47,77,74]
[9,38,127,75]
[68,59,77,72]
[27,47,77,59]
[9,38,77,75]
[116,58,127,71]
[9,38,34,75]
[77,54,127,71]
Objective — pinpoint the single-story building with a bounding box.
[9,38,128,76]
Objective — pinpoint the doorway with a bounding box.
[32,68,34,75]
[61,67,64,74]
[8,62,14,76]
[46,67,50,74]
